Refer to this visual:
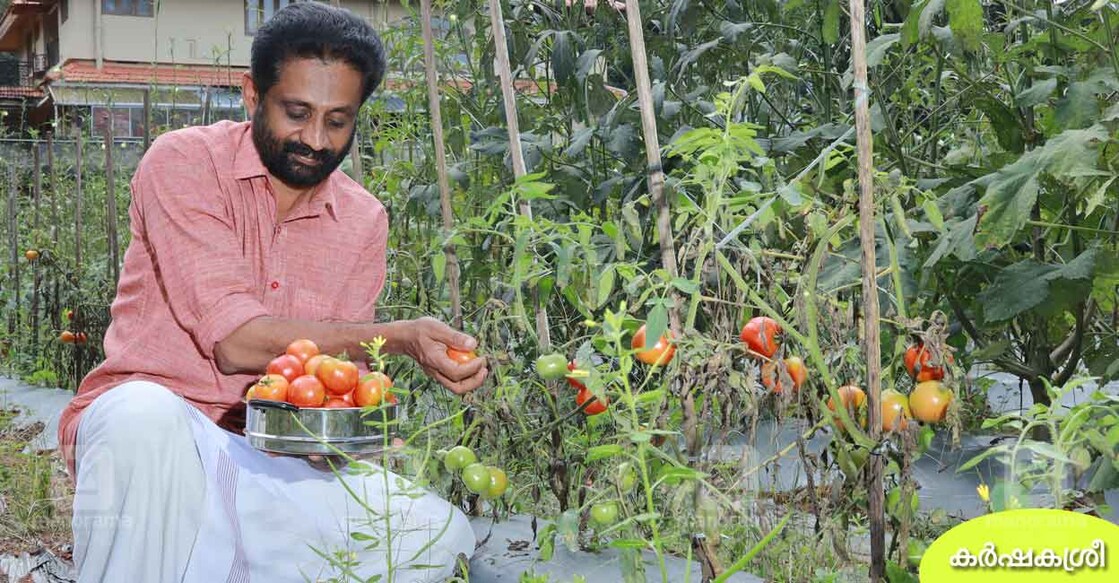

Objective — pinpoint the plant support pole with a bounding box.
[488,0,551,350]
[849,0,886,579]
[421,0,462,329]
[104,126,120,283]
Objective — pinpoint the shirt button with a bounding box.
[270,281,280,290]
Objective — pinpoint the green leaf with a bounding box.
[644,303,669,350]
[1049,248,1098,281]
[975,168,1038,249]
[1022,441,1075,464]
[923,215,978,268]
[565,126,595,158]
[595,266,615,309]
[946,0,982,52]
[902,0,928,47]
[1055,81,1101,130]
[1015,78,1058,108]
[587,444,624,461]
[977,260,1057,322]
[575,48,604,84]
[922,198,945,232]
[919,0,946,40]
[822,0,840,45]
[957,446,1005,472]
[886,560,920,583]
[975,97,1024,154]
[537,524,557,561]
[866,33,900,68]
[608,538,648,550]
[551,31,577,85]
[432,251,446,284]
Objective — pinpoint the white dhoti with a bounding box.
[71,381,475,582]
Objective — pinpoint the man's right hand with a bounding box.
[401,317,488,395]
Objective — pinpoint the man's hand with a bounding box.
[403,317,488,394]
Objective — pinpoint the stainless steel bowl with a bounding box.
[244,399,397,456]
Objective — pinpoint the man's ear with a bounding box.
[241,72,258,119]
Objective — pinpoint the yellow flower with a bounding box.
[976,483,990,503]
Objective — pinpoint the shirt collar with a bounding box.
[233,121,341,222]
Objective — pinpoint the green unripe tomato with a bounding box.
[535,353,568,381]
[616,462,638,491]
[483,466,508,499]
[461,463,491,494]
[590,501,619,526]
[444,445,477,472]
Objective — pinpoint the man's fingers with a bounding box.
[431,365,488,395]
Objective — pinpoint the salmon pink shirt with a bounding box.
[57,120,389,475]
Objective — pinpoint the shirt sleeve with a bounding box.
[335,202,389,323]
[132,133,271,359]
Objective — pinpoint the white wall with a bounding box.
[58,0,408,67]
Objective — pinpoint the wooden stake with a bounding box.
[6,164,17,337]
[104,126,119,284]
[624,0,681,335]
[421,0,463,329]
[31,144,42,356]
[74,124,85,383]
[487,0,551,350]
[48,131,59,332]
[848,0,886,579]
[143,88,152,152]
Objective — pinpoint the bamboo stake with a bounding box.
[31,145,42,357]
[6,164,17,337]
[848,0,886,579]
[487,0,551,350]
[48,131,59,332]
[74,125,84,383]
[421,0,462,329]
[103,126,119,283]
[143,89,151,152]
[624,0,681,335]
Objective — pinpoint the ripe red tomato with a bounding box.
[266,354,304,383]
[904,344,952,382]
[740,316,781,359]
[287,375,326,407]
[447,347,477,364]
[566,361,586,391]
[317,358,359,395]
[304,354,330,377]
[576,387,608,415]
[827,385,867,432]
[910,381,952,423]
[321,398,351,409]
[59,331,75,344]
[341,389,355,406]
[285,338,320,364]
[74,332,88,344]
[249,374,289,401]
[631,325,676,366]
[354,372,392,407]
[761,356,807,393]
[385,391,399,404]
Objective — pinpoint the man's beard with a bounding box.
[251,107,354,188]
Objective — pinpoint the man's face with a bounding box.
[248,58,364,188]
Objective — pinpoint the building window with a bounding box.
[102,1,155,17]
[245,0,299,35]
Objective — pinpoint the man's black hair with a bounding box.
[251,2,387,102]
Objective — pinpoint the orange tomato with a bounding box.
[354,372,392,407]
[761,356,808,393]
[266,354,304,383]
[882,390,912,432]
[59,330,75,344]
[447,347,477,364]
[910,381,952,423]
[285,338,320,364]
[304,354,330,377]
[249,374,289,402]
[631,324,676,366]
[321,398,351,409]
[317,358,360,396]
[24,249,39,261]
[740,316,781,359]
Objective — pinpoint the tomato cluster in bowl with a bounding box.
[244,339,396,409]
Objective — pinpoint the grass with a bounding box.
[0,407,73,559]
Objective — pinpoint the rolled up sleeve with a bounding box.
[132,135,270,358]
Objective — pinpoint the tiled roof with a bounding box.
[0,85,44,100]
[47,59,248,88]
